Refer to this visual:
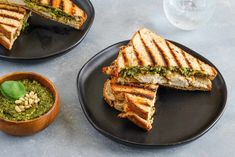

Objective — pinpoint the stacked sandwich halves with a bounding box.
[0,3,30,49]
[103,28,217,131]
[0,0,87,49]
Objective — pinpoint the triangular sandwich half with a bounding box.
[0,0,87,29]
[103,28,217,91]
[0,3,30,49]
[103,79,158,131]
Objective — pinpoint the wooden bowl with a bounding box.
[0,72,60,136]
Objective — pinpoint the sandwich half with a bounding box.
[0,3,30,49]
[103,79,159,131]
[103,28,217,91]
[0,0,87,29]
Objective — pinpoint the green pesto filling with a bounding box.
[22,20,29,31]
[0,79,54,121]
[24,0,75,20]
[120,66,197,78]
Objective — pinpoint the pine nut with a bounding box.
[19,105,25,112]
[25,105,31,109]
[25,101,28,106]
[15,106,21,113]
[14,91,39,112]
[19,105,25,110]
[29,99,33,105]
[15,100,22,104]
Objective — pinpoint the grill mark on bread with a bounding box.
[152,40,168,66]
[166,41,181,67]
[121,50,129,67]
[124,92,154,100]
[181,50,193,69]
[133,45,144,66]
[139,31,156,65]
[49,0,53,6]
[59,0,65,10]
[111,83,156,100]
[0,14,21,21]
[0,21,19,27]
[126,94,154,107]
[126,98,151,120]
[127,103,148,119]
[71,3,76,16]
[196,59,203,71]
[0,4,26,16]
[177,48,190,68]
[0,8,25,14]
[138,101,152,107]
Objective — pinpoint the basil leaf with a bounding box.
[0,81,26,100]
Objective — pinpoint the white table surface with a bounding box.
[0,0,234,156]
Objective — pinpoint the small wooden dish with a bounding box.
[0,72,60,136]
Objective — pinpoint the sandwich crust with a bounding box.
[118,112,153,131]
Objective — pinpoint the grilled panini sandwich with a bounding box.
[0,3,30,49]
[1,0,87,29]
[103,28,217,91]
[103,79,159,131]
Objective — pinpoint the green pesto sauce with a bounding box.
[0,79,54,121]
[22,20,29,32]
[120,66,197,78]
[24,0,75,20]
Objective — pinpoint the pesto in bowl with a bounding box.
[0,79,54,121]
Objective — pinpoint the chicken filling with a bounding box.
[119,66,211,89]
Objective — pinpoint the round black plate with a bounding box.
[77,40,227,147]
[0,0,94,61]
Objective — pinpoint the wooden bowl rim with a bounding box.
[0,72,59,124]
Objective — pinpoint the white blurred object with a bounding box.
[163,0,216,30]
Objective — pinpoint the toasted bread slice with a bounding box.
[103,79,158,131]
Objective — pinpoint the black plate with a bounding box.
[0,0,94,61]
[77,40,227,147]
